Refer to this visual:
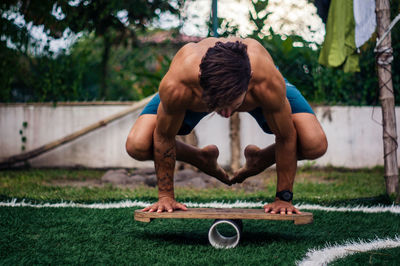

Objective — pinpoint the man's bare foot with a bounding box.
[231,145,267,184]
[198,145,231,185]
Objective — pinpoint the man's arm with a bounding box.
[142,83,189,213]
[258,71,301,214]
[263,99,297,192]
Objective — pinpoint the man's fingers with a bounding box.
[176,203,188,211]
[157,205,164,213]
[263,202,301,215]
[272,207,281,214]
[147,204,158,212]
[270,207,278,214]
[293,208,302,214]
[163,203,173,213]
[144,199,188,213]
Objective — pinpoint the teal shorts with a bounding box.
[140,78,314,135]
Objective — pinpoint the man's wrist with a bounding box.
[158,192,175,200]
[275,190,293,202]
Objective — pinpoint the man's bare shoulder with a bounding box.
[251,69,286,112]
[166,43,203,84]
[158,77,192,114]
[242,40,285,112]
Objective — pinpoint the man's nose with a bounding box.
[223,109,232,118]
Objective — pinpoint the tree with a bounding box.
[1,0,185,98]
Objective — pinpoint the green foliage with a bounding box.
[1,0,399,104]
[249,0,272,36]
[248,0,400,106]
[206,17,240,38]
[0,0,184,101]
[1,30,179,102]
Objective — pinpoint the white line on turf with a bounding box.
[297,236,400,266]
[1,199,400,214]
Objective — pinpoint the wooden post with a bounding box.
[375,0,399,196]
[230,112,241,172]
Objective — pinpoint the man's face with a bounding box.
[215,92,246,118]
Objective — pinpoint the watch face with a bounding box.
[282,192,292,201]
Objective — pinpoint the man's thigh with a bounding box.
[292,113,327,158]
[139,93,208,135]
[126,114,157,151]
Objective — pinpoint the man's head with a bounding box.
[199,41,251,114]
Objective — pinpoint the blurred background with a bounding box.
[1,0,400,195]
[1,0,399,105]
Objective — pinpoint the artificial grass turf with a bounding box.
[1,206,399,265]
[332,247,400,265]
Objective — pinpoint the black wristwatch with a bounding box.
[276,190,293,202]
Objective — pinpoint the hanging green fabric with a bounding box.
[318,0,360,72]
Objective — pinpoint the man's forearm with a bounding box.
[275,135,297,193]
[154,132,176,199]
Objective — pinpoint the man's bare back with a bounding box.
[159,37,286,116]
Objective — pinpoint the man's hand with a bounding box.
[264,200,301,215]
[142,197,188,213]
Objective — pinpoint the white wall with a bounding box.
[239,106,399,168]
[0,104,152,168]
[0,104,399,168]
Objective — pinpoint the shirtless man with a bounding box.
[126,37,328,214]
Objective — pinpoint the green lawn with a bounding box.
[0,168,399,265]
[0,167,393,204]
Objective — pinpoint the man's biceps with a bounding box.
[157,114,184,136]
[266,113,294,138]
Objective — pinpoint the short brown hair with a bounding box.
[199,41,251,110]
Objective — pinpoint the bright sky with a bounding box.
[8,0,325,54]
[165,0,325,43]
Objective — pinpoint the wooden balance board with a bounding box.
[134,208,313,249]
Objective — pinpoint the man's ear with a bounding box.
[250,71,254,78]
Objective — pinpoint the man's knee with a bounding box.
[125,135,152,161]
[300,132,328,160]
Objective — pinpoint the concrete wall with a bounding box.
[1,103,399,168]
